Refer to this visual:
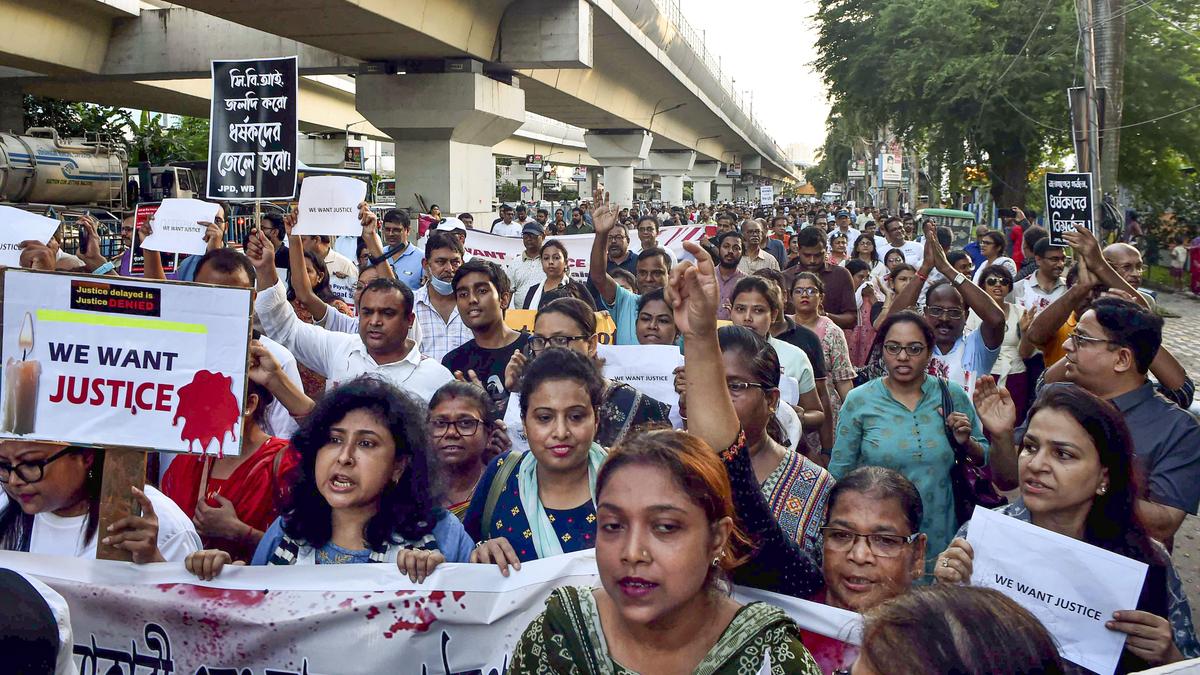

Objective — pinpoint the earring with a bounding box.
[711,557,720,567]
[1097,485,1108,495]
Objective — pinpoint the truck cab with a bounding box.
[126,166,198,202]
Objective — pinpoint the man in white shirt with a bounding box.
[1012,237,1068,312]
[246,231,452,402]
[879,216,923,267]
[490,204,522,236]
[737,219,780,274]
[508,221,546,307]
[301,234,359,306]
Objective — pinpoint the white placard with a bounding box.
[142,198,220,255]
[0,270,251,455]
[597,344,684,409]
[0,205,60,266]
[294,175,367,236]
[969,505,1148,674]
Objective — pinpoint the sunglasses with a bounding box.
[984,277,1010,287]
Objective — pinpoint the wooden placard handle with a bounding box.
[95,448,147,562]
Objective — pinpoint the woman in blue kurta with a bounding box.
[829,311,989,574]
[464,347,607,571]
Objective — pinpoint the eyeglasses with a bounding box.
[925,307,965,320]
[791,287,820,297]
[529,335,592,353]
[1067,330,1115,350]
[0,447,76,484]
[214,217,227,225]
[983,277,1010,287]
[882,342,927,356]
[820,527,919,557]
[430,418,483,437]
[727,380,769,395]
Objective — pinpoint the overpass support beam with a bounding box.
[356,69,525,220]
[687,160,721,206]
[583,129,652,210]
[715,175,734,203]
[646,150,695,207]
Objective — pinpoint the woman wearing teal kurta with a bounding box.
[829,311,989,575]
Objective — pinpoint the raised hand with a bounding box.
[665,240,719,338]
[247,340,283,387]
[1063,223,1102,267]
[924,222,950,273]
[359,202,378,238]
[591,187,619,236]
[972,375,1016,437]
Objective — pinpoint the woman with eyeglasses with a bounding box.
[505,298,671,449]
[935,383,1200,672]
[970,230,1016,285]
[882,248,906,277]
[791,272,857,455]
[967,264,1032,422]
[428,381,503,519]
[851,234,881,274]
[0,442,200,561]
[465,347,609,573]
[830,311,989,574]
[186,377,473,583]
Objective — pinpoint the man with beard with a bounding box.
[714,230,746,321]
[246,228,452,402]
[785,226,858,329]
[1013,238,1068,312]
[441,258,529,414]
[886,223,1005,395]
[604,220,637,277]
[589,193,675,344]
[737,219,780,274]
[565,206,593,234]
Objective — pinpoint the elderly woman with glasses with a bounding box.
[830,311,992,575]
[428,381,507,519]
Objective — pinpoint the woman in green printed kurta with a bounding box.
[829,311,989,575]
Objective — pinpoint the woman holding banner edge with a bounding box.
[934,381,1199,672]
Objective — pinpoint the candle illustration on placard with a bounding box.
[3,313,40,435]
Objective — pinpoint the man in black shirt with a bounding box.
[260,212,290,270]
[441,259,530,414]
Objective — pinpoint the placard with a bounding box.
[1045,172,1093,247]
[207,56,299,201]
[140,198,219,255]
[0,270,252,456]
[597,344,683,408]
[969,505,1148,674]
[759,185,775,206]
[0,205,59,266]
[293,176,368,236]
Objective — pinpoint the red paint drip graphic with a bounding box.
[173,370,239,457]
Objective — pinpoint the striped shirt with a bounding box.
[413,285,471,363]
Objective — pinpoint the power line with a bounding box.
[1143,4,1200,44]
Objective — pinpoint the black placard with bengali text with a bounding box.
[207,56,298,201]
[1044,172,1093,247]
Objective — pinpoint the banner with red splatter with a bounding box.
[0,549,861,675]
[0,269,251,456]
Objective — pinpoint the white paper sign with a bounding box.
[597,344,683,409]
[142,198,220,255]
[0,205,60,266]
[294,175,367,236]
[968,505,1148,674]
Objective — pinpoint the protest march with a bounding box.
[3,5,1200,674]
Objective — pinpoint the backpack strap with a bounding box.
[481,452,524,541]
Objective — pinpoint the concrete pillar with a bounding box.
[691,180,713,203]
[686,160,721,206]
[715,176,734,203]
[0,81,24,134]
[583,129,653,209]
[645,149,695,208]
[356,69,525,221]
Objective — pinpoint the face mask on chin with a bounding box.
[429,276,454,295]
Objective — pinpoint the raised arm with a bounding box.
[139,216,166,281]
[358,203,395,281]
[1023,261,1094,353]
[923,222,1004,349]
[668,241,739,451]
[587,187,620,306]
[1064,224,1147,309]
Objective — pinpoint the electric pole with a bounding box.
[1074,0,1104,231]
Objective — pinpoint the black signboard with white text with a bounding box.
[207,56,298,201]
[1044,172,1093,246]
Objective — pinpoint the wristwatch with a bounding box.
[951,272,968,286]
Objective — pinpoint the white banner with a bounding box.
[0,549,860,675]
[294,176,367,236]
[597,344,683,409]
[424,225,712,285]
[0,270,252,456]
[969,506,1148,675]
[142,199,221,256]
[0,205,59,266]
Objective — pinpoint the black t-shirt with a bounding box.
[775,318,827,380]
[441,333,531,413]
[274,244,290,270]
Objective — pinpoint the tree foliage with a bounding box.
[23,96,209,164]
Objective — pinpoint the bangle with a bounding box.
[916,270,928,281]
[92,261,116,276]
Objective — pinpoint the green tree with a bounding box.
[814,0,1076,207]
[22,96,209,164]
